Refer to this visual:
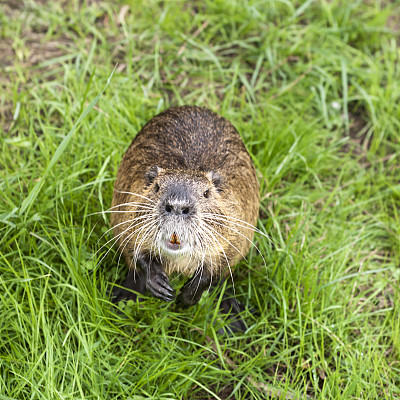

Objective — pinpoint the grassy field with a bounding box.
[1,0,400,398]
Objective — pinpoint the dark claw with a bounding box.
[146,272,175,302]
[160,272,169,282]
[147,285,175,302]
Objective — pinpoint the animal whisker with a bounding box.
[134,219,159,264]
[202,212,274,244]
[95,217,154,267]
[115,190,156,204]
[132,219,159,269]
[96,212,152,247]
[116,218,157,266]
[89,203,153,217]
[201,222,246,260]
[131,223,158,272]
[198,222,236,298]
[91,209,154,216]
[193,223,218,296]
[202,217,267,267]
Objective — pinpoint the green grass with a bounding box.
[1,0,400,398]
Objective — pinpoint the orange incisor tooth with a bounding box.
[170,232,180,244]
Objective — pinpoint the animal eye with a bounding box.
[203,189,210,198]
[155,183,160,193]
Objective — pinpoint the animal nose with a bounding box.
[165,203,191,216]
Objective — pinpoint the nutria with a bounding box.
[111,106,260,331]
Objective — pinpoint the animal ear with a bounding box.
[207,170,225,192]
[145,165,161,184]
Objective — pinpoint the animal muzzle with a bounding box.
[160,183,196,218]
[164,202,191,216]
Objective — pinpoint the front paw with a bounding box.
[146,268,175,302]
[176,282,202,308]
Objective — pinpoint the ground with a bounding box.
[0,1,399,399]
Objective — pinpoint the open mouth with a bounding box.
[164,232,184,251]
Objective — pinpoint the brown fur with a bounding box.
[111,106,259,280]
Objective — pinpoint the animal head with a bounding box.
[141,166,228,258]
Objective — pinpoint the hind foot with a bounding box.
[217,294,249,334]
